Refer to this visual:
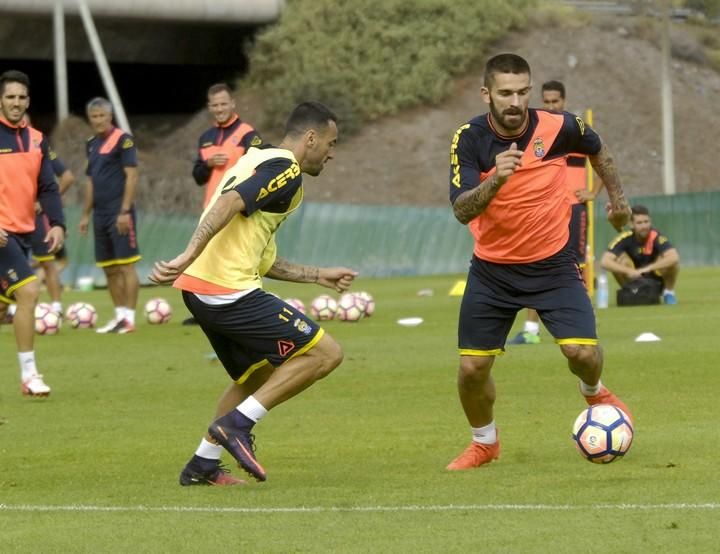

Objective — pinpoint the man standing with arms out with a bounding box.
[447,54,632,470]
[79,97,140,334]
[151,102,356,486]
[0,70,65,396]
[508,80,591,345]
[192,83,262,209]
[602,204,680,304]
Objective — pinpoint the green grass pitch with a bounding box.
[1,268,718,552]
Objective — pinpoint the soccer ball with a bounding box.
[35,303,62,335]
[284,298,306,314]
[145,298,172,324]
[67,302,97,329]
[354,291,375,317]
[337,292,365,322]
[65,302,79,322]
[572,404,634,464]
[310,294,337,321]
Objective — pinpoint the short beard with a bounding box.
[489,101,525,133]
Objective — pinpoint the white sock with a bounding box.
[125,309,136,325]
[18,351,38,381]
[523,321,540,335]
[51,301,63,314]
[471,421,497,445]
[580,379,602,396]
[115,306,126,321]
[195,438,223,460]
[8,303,17,316]
[663,288,674,295]
[237,395,268,423]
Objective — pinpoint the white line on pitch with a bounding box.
[0,503,718,514]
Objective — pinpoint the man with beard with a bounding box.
[446,53,633,470]
[150,102,356,485]
[601,204,679,305]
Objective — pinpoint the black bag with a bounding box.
[616,278,662,306]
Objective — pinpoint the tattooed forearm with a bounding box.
[453,175,503,225]
[266,257,319,283]
[589,142,628,211]
[185,193,238,259]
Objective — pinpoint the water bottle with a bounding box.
[596,271,609,309]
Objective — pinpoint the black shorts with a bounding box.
[93,210,141,267]
[183,289,325,383]
[568,203,587,265]
[458,246,597,355]
[0,233,37,302]
[30,213,55,261]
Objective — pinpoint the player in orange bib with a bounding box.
[0,70,65,397]
[446,54,633,470]
[192,83,262,209]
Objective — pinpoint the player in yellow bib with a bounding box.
[151,101,357,486]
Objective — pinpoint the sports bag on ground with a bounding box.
[616,277,662,306]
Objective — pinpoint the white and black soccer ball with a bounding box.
[572,404,634,464]
[310,294,337,321]
[354,291,375,317]
[337,292,365,322]
[68,302,98,329]
[34,302,62,335]
[144,298,172,324]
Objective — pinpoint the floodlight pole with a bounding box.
[76,0,132,133]
[53,0,69,122]
[660,0,676,194]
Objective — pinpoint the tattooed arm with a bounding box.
[266,257,320,284]
[453,174,504,225]
[149,191,244,283]
[267,257,359,293]
[588,140,630,231]
[452,142,523,225]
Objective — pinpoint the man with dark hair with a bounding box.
[540,80,566,108]
[78,96,141,334]
[508,79,592,345]
[151,101,357,486]
[447,53,632,470]
[601,205,680,304]
[0,70,65,396]
[192,83,262,209]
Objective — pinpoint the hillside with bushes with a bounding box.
[52,2,720,213]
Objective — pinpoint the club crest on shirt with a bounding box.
[533,137,545,158]
[294,318,312,335]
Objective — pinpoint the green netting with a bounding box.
[61,206,198,287]
[275,202,474,277]
[60,191,718,285]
